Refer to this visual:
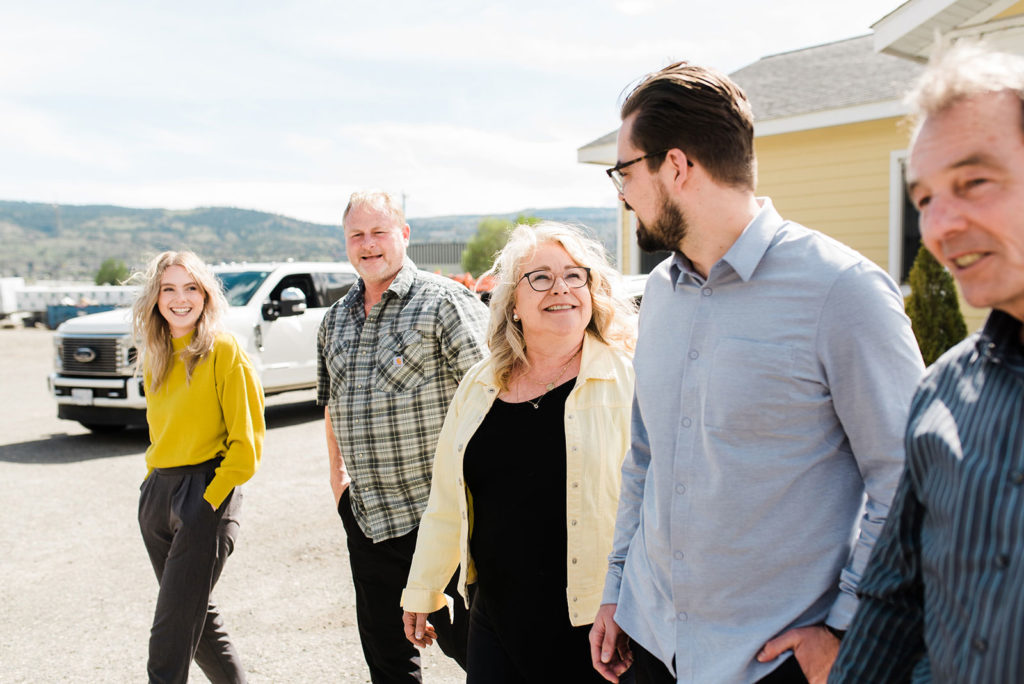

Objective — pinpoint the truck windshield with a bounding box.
[216,271,270,306]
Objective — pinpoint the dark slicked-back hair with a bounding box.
[621,61,757,190]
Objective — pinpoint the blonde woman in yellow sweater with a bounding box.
[131,251,264,684]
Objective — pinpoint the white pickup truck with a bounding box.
[48,261,358,432]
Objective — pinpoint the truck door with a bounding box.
[257,273,319,391]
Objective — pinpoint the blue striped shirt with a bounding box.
[830,309,1024,683]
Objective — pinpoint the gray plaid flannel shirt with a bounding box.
[317,261,489,542]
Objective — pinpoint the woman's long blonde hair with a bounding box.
[130,251,228,392]
[481,221,637,392]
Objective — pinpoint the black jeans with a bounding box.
[632,640,807,684]
[138,459,245,684]
[338,489,468,683]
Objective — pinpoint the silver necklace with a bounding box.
[520,346,581,409]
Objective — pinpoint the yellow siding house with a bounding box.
[578,0,1024,332]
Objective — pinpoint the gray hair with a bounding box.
[907,41,1024,140]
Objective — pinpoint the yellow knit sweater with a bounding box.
[144,331,265,508]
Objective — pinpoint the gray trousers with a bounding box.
[139,458,245,684]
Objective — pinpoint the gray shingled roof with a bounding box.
[730,34,924,120]
[578,34,925,153]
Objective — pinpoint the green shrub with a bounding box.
[905,247,967,366]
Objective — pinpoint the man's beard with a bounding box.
[635,193,688,253]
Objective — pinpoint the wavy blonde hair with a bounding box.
[130,251,229,392]
[481,221,637,392]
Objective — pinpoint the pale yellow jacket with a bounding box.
[401,333,634,626]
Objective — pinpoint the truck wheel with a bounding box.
[80,423,126,434]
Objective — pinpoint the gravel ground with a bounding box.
[0,326,464,683]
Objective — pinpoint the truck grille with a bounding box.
[60,336,127,376]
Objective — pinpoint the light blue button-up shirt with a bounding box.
[603,199,924,683]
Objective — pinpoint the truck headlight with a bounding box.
[117,336,139,374]
[54,336,63,372]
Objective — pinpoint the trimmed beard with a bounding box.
[636,191,688,253]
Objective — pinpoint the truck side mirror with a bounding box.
[278,287,308,317]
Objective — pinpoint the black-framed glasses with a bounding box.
[606,150,692,193]
[606,150,668,193]
[518,267,591,292]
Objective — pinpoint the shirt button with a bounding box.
[973,638,988,653]
[567,414,574,420]
[572,558,578,565]
[572,446,578,452]
[571,519,578,526]
[674,551,684,560]
[457,478,463,487]
[701,287,713,297]
[458,443,464,451]
[681,417,692,428]
[996,554,1010,569]
[571,481,580,489]
[676,483,686,494]
[572,596,578,602]
[677,612,688,622]
[688,350,699,360]
[1010,471,1024,485]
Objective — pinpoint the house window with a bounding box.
[900,180,921,282]
[889,151,922,284]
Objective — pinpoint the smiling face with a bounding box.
[343,204,410,290]
[157,264,205,338]
[908,91,1024,320]
[513,242,593,348]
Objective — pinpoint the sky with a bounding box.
[0,0,905,224]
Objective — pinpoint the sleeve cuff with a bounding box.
[827,590,859,631]
[203,476,233,510]
[601,569,623,606]
[400,587,448,614]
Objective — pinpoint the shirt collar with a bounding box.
[342,259,417,310]
[669,197,783,286]
[474,332,619,391]
[977,309,1024,368]
[171,330,195,351]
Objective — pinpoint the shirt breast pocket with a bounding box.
[374,330,434,394]
[327,339,350,398]
[704,338,796,433]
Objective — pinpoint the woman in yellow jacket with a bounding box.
[132,251,264,684]
[402,222,636,683]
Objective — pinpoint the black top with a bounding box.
[463,378,573,612]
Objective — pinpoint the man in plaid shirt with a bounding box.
[317,190,489,682]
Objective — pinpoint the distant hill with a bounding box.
[0,201,616,281]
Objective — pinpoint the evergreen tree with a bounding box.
[905,246,968,365]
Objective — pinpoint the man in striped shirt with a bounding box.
[830,44,1024,683]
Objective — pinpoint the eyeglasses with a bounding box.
[518,267,591,292]
[606,150,692,193]
[605,150,668,193]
